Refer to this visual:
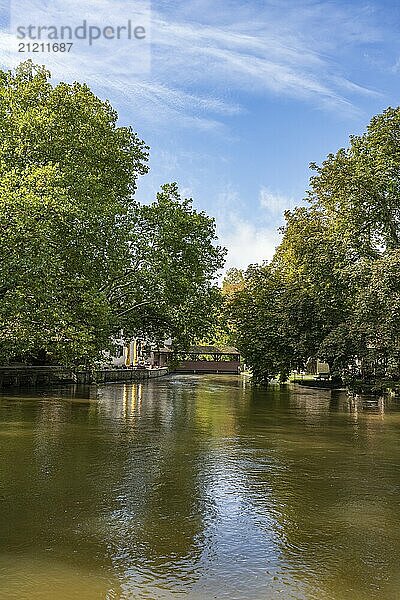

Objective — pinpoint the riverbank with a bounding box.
[295,380,344,390]
[0,366,169,389]
[295,379,400,396]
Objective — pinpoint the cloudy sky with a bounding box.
[1,0,400,271]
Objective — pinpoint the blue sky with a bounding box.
[1,0,400,271]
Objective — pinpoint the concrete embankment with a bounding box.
[0,366,169,389]
[76,367,169,385]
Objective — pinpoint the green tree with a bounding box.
[222,268,245,296]
[109,183,226,348]
[0,62,225,365]
[352,250,400,378]
[229,262,335,382]
[229,264,286,382]
[229,107,400,383]
[309,107,400,256]
[0,61,148,364]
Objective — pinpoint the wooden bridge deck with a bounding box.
[174,360,240,374]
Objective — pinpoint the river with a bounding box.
[1,375,400,599]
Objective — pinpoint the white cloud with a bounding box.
[218,214,280,272]
[0,0,383,129]
[214,187,282,272]
[259,186,294,215]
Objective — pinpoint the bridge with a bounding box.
[173,345,241,374]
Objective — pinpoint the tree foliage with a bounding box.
[111,183,226,348]
[227,107,400,382]
[0,62,225,365]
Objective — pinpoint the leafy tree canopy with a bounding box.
[0,61,225,365]
[227,107,400,382]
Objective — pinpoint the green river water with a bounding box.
[1,375,400,599]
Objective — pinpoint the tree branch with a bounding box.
[116,300,153,318]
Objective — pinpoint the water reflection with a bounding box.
[1,377,400,599]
